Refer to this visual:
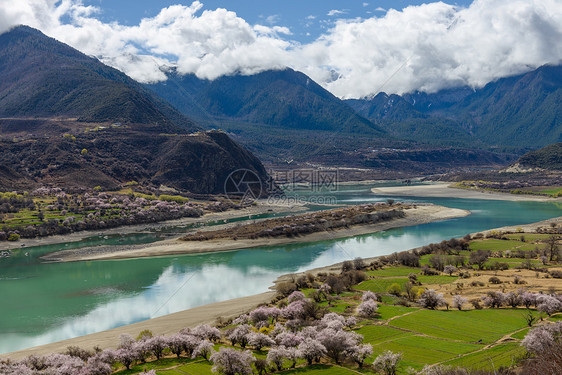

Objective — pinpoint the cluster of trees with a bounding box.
[0,191,35,213]
[0,323,221,375]
[0,290,404,375]
[0,188,205,241]
[182,203,405,241]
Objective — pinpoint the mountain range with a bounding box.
[0,26,270,194]
[147,62,561,167]
[1,25,560,193]
[350,65,562,151]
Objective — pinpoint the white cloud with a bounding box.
[375,7,386,12]
[327,9,346,17]
[1,0,562,98]
[363,3,369,7]
[265,14,279,24]
[303,0,562,97]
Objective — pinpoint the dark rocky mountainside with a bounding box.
[0,26,270,194]
[0,129,269,194]
[518,143,562,171]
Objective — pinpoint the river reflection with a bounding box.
[1,184,561,353]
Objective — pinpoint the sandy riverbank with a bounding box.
[44,204,469,262]
[1,292,275,360]
[0,200,307,252]
[372,183,561,201]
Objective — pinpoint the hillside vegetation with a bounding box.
[518,143,562,171]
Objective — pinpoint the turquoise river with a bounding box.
[1,183,561,354]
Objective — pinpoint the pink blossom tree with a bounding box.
[192,324,222,342]
[298,339,326,365]
[443,265,457,276]
[418,289,446,309]
[452,295,468,311]
[357,299,378,317]
[282,300,306,320]
[522,322,562,354]
[210,348,255,375]
[228,324,251,348]
[267,346,289,371]
[192,340,215,361]
[349,343,373,368]
[316,328,362,364]
[361,291,377,302]
[287,291,306,303]
[537,295,562,316]
[373,350,402,375]
[247,332,275,351]
[143,336,168,360]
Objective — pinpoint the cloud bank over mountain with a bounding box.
[1,0,562,98]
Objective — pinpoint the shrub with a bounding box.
[470,299,482,309]
[158,194,190,203]
[136,330,153,341]
[488,276,502,284]
[397,252,420,267]
[387,283,402,296]
[276,281,297,297]
[550,270,562,279]
[421,266,439,275]
[7,233,20,241]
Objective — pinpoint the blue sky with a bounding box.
[85,0,474,43]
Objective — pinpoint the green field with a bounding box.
[417,275,458,284]
[356,278,409,294]
[370,335,480,369]
[442,343,525,370]
[484,257,542,269]
[376,304,420,320]
[366,267,420,277]
[469,239,526,252]
[503,233,551,241]
[355,325,415,344]
[389,309,538,344]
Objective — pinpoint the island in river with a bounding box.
[40,202,469,262]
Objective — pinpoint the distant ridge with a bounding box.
[348,64,562,151]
